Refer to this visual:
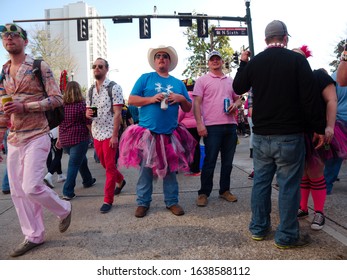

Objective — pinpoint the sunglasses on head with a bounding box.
[154,53,170,60]
[0,24,25,39]
[92,64,104,69]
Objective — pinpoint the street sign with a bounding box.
[213,27,248,36]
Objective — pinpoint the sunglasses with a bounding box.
[92,65,104,70]
[0,32,23,40]
[154,53,170,60]
[0,24,25,39]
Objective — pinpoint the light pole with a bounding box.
[71,70,74,81]
[244,0,255,58]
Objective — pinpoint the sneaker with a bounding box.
[100,203,112,213]
[184,172,201,177]
[43,173,54,188]
[57,174,67,183]
[114,179,126,195]
[251,227,272,241]
[62,194,76,201]
[297,208,309,219]
[10,239,44,257]
[59,205,72,233]
[83,178,96,188]
[274,233,311,249]
[219,190,238,202]
[2,190,10,195]
[196,194,208,207]
[311,212,325,230]
[248,171,254,180]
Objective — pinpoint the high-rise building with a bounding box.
[45,1,108,89]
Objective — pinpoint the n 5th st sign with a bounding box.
[213,27,248,36]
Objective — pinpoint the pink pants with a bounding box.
[7,134,71,243]
[94,138,124,204]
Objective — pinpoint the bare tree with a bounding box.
[28,25,77,81]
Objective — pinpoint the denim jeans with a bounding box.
[1,129,10,192]
[324,157,343,194]
[136,159,179,208]
[199,124,238,196]
[250,133,305,245]
[62,140,93,197]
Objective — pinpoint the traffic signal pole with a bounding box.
[14,9,255,55]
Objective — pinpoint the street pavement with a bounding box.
[0,136,347,260]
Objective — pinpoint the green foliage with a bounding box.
[329,39,346,73]
[182,22,235,78]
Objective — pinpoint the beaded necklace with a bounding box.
[266,42,286,49]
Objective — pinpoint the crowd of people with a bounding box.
[1,20,347,257]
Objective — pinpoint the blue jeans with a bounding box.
[199,124,238,196]
[250,133,305,245]
[1,129,10,192]
[136,160,179,208]
[324,157,343,195]
[62,140,93,197]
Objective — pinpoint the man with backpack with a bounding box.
[0,23,72,257]
[86,57,126,213]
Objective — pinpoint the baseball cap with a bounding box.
[265,20,290,38]
[208,50,222,60]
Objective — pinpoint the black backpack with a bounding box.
[1,59,64,129]
[88,81,116,114]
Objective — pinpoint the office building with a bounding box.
[45,1,108,89]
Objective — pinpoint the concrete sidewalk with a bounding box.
[0,136,347,260]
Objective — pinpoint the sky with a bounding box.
[1,0,346,99]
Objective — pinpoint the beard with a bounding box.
[94,73,103,80]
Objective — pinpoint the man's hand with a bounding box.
[109,135,119,149]
[3,101,25,114]
[313,133,325,149]
[86,108,94,119]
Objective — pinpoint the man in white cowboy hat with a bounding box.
[118,45,196,218]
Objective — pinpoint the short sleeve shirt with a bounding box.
[86,79,124,141]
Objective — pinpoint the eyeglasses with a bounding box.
[92,65,104,69]
[0,32,23,40]
[154,53,170,60]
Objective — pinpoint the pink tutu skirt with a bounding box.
[305,120,347,165]
[118,124,197,178]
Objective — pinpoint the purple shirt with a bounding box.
[59,101,92,147]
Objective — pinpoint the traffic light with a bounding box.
[112,17,133,24]
[77,18,89,41]
[197,14,208,38]
[233,52,239,65]
[139,17,151,39]
[178,13,192,27]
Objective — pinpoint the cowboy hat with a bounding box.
[147,45,178,72]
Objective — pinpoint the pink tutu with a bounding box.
[118,124,197,178]
[305,120,347,165]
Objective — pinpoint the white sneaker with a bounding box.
[44,173,54,188]
[57,174,67,183]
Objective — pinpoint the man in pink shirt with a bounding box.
[0,23,71,257]
[193,50,241,207]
